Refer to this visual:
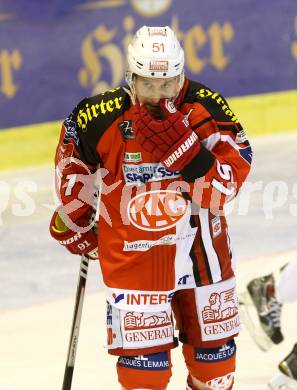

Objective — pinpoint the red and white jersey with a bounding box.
[54,78,252,303]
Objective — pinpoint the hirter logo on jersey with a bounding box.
[127,190,188,231]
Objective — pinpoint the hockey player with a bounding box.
[240,258,297,389]
[49,26,252,389]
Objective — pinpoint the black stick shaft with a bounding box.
[62,255,89,390]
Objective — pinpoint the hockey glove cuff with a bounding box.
[161,129,201,172]
[49,207,98,259]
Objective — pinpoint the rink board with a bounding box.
[1,89,297,171]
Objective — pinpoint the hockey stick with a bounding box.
[62,254,90,390]
[62,172,102,390]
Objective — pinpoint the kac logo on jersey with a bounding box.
[127,190,188,231]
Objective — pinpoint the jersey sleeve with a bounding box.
[180,84,252,209]
[54,98,100,224]
[54,88,128,224]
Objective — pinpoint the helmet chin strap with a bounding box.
[124,70,185,106]
[123,71,137,105]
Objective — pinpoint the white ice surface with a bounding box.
[0,132,297,388]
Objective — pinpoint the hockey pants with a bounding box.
[117,340,236,389]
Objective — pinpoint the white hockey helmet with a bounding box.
[127,26,184,79]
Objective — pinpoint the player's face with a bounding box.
[134,75,180,107]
